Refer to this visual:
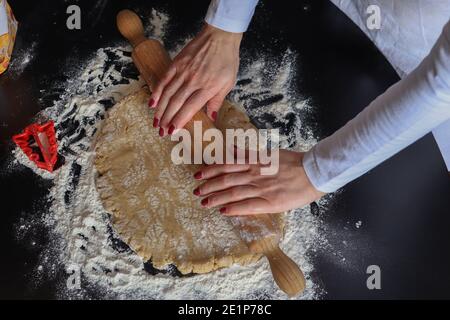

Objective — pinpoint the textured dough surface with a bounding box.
[94,88,281,274]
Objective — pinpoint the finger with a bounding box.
[196,172,254,196]
[149,65,177,107]
[169,89,214,132]
[154,75,185,133]
[200,185,260,208]
[194,163,250,180]
[159,82,199,131]
[205,90,227,122]
[220,198,271,216]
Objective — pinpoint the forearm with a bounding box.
[303,20,450,193]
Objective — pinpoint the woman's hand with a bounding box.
[149,24,242,136]
[192,150,325,215]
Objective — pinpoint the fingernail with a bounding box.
[148,98,155,108]
[194,171,202,180]
[153,117,159,128]
[220,207,227,214]
[193,188,200,196]
[159,128,164,137]
[212,111,217,122]
[168,124,175,135]
[201,198,208,207]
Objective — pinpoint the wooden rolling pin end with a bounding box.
[117,9,147,47]
[266,246,306,297]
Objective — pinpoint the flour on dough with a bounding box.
[94,88,283,274]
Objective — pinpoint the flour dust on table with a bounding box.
[6,9,330,299]
[7,41,38,76]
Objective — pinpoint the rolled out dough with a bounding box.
[94,88,282,274]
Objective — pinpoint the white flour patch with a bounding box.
[230,49,316,152]
[7,10,330,300]
[147,8,169,40]
[9,41,37,75]
[11,147,55,180]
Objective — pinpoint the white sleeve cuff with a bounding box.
[204,0,258,33]
[303,148,335,194]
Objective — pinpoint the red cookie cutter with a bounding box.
[12,121,58,172]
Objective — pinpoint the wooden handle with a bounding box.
[249,236,305,297]
[117,9,147,47]
[241,214,306,296]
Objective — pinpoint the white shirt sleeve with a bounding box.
[303,20,450,193]
[205,0,259,33]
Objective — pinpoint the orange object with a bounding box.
[0,0,18,74]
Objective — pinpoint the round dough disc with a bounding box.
[94,88,281,274]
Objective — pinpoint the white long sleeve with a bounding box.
[331,0,450,170]
[204,0,259,33]
[303,20,450,193]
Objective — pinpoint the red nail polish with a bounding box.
[201,198,208,206]
[193,188,200,196]
[168,125,175,135]
[220,207,227,214]
[153,117,159,128]
[148,98,155,108]
[194,171,202,180]
[159,128,164,137]
[212,111,217,121]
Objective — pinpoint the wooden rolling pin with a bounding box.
[116,9,305,296]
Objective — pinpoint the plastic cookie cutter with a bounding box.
[12,121,58,172]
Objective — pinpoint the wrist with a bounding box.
[300,151,326,197]
[203,23,243,45]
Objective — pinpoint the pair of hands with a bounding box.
[150,23,324,215]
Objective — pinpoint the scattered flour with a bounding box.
[8,41,37,75]
[12,146,55,180]
[147,8,169,40]
[8,9,330,300]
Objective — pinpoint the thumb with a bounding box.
[206,92,226,122]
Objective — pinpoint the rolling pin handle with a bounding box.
[265,243,306,297]
[117,9,147,47]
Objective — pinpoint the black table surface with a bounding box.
[1,0,449,300]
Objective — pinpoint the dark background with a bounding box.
[1,0,449,299]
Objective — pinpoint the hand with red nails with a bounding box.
[149,23,242,136]
[193,150,325,216]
